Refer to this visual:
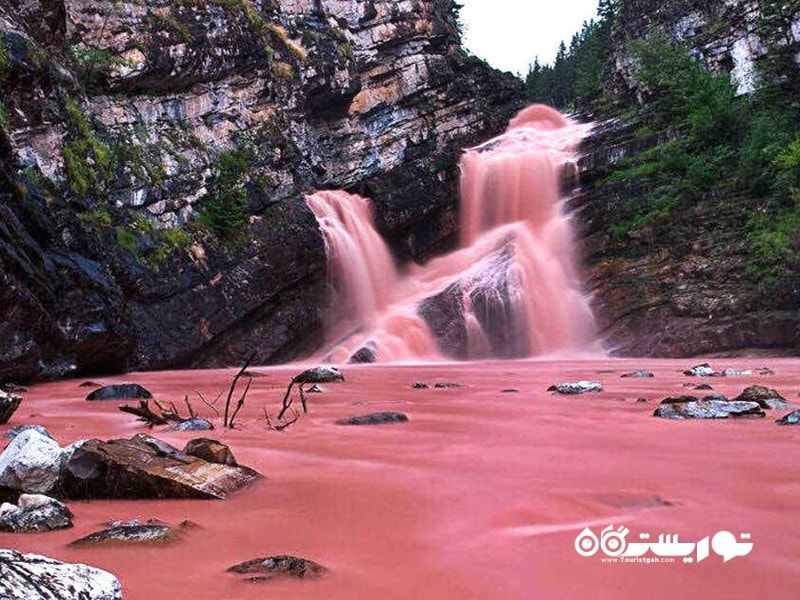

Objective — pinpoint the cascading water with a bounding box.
[307,105,599,363]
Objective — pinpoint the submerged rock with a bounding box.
[70,519,191,546]
[776,410,800,425]
[336,412,409,426]
[293,367,344,384]
[3,425,53,441]
[168,418,214,432]
[0,430,63,493]
[654,396,765,420]
[694,384,714,391]
[434,381,465,389]
[732,385,789,410]
[86,384,153,401]
[620,370,654,378]
[184,438,237,466]
[0,549,122,599]
[228,555,327,583]
[59,434,260,500]
[0,494,73,533]
[0,391,22,425]
[548,381,604,395]
[348,342,377,364]
[411,382,429,389]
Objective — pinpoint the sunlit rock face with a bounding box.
[0,0,525,380]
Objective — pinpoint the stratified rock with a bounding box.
[620,370,654,378]
[184,439,237,466]
[0,494,73,533]
[684,363,716,377]
[776,410,800,425]
[70,520,184,546]
[348,342,377,364]
[228,555,328,583]
[336,412,409,426]
[3,425,53,441]
[168,418,214,432]
[293,367,344,384]
[412,382,429,389]
[0,430,63,493]
[59,434,260,500]
[0,391,22,425]
[654,396,765,420]
[86,384,153,401]
[0,549,122,599]
[548,381,604,395]
[732,385,789,410]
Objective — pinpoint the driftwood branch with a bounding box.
[196,391,221,417]
[119,401,170,427]
[264,407,300,432]
[223,353,255,428]
[228,377,252,429]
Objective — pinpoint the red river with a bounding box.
[1,358,798,599]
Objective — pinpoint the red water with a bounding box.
[309,105,597,362]
[2,358,798,599]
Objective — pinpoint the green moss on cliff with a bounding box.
[196,147,252,242]
[63,99,113,198]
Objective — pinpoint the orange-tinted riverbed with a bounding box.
[2,358,798,599]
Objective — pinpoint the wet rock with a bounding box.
[293,367,344,384]
[757,367,775,376]
[306,384,326,393]
[547,381,604,395]
[620,370,654,378]
[86,384,152,401]
[70,520,184,546]
[0,494,73,533]
[434,381,465,389]
[0,549,122,599]
[0,391,22,425]
[501,389,520,393]
[694,384,714,391]
[0,430,63,493]
[776,410,800,425]
[337,412,409,426]
[412,382,429,389]
[653,396,765,420]
[684,363,716,377]
[732,385,789,410]
[168,418,214,432]
[228,555,327,583]
[3,425,53,441]
[184,439,237,466]
[59,434,260,500]
[348,342,377,364]
[79,381,102,388]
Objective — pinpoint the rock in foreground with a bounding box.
[0,549,122,599]
[3,425,53,441]
[0,430,64,494]
[60,434,260,500]
[86,384,153,401]
[228,555,327,584]
[0,391,22,425]
[336,412,409,426]
[0,494,73,533]
[548,381,604,395]
[654,396,765,420]
[184,439,237,466]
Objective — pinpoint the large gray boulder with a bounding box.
[654,396,765,420]
[0,430,64,493]
[0,494,73,533]
[0,549,122,599]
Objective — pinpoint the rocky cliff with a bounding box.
[574,0,800,357]
[0,0,525,381]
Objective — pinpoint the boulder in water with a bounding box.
[0,494,73,533]
[434,381,465,389]
[336,412,409,426]
[411,382,429,389]
[293,366,344,384]
[776,410,800,425]
[86,384,153,401]
[184,438,237,466]
[0,550,123,599]
[168,418,214,432]
[548,381,604,395]
[70,519,190,546]
[348,341,377,364]
[732,385,789,410]
[228,555,327,583]
[0,430,64,494]
[683,363,716,377]
[653,396,765,420]
[694,384,714,391]
[620,370,654,378]
[3,425,53,441]
[59,434,260,500]
[0,391,21,425]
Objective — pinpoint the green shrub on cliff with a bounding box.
[196,148,252,241]
[63,99,113,197]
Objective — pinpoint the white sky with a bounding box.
[459,0,600,76]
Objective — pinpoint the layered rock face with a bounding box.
[0,0,525,380]
[574,0,800,357]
